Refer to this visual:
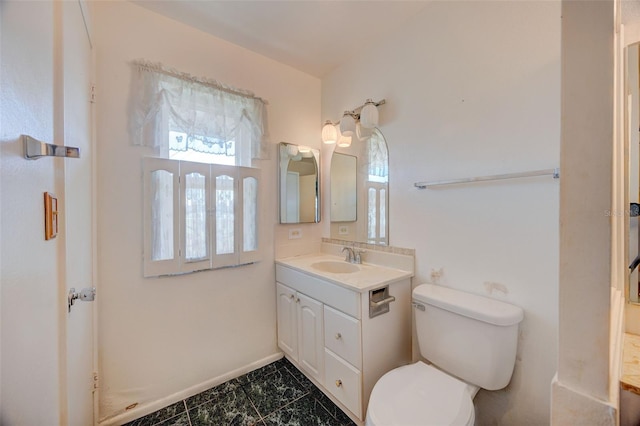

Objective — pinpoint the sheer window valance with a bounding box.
[130,60,270,161]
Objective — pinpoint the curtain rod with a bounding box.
[132,60,269,105]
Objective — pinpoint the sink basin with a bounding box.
[310,261,360,274]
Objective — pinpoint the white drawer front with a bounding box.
[324,305,361,369]
[324,349,362,419]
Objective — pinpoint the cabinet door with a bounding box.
[297,292,324,383]
[276,283,298,359]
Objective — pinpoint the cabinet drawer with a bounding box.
[324,349,362,419]
[324,305,361,369]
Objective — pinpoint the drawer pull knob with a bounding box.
[289,294,295,299]
[335,379,343,388]
[335,333,342,340]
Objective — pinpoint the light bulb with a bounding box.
[359,99,378,129]
[340,112,356,136]
[337,135,352,148]
[322,121,337,144]
[356,123,373,141]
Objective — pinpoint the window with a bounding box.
[130,61,268,277]
[143,158,260,277]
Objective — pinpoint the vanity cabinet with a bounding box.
[276,283,324,383]
[275,263,411,424]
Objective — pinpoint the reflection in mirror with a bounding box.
[331,153,357,221]
[279,143,320,224]
[330,127,389,245]
[629,42,640,303]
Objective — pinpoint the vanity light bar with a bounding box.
[322,99,385,144]
[324,99,386,126]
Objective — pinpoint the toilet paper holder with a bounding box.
[369,286,395,318]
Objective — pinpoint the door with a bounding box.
[297,292,324,383]
[63,2,95,424]
[276,283,298,359]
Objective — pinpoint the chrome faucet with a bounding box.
[342,246,355,263]
[342,246,364,264]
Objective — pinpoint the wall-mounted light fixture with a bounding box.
[322,99,385,145]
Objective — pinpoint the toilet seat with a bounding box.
[366,362,475,426]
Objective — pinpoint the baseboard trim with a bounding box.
[98,352,284,426]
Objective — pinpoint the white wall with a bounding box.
[93,1,320,421]
[322,2,560,424]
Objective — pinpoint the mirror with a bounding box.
[629,43,640,303]
[279,143,320,224]
[330,127,389,245]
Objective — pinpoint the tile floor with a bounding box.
[123,357,357,426]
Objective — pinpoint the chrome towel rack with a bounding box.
[414,168,560,189]
[23,135,80,160]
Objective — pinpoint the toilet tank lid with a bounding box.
[413,284,524,326]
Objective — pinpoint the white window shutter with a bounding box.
[143,158,180,277]
[239,167,260,265]
[211,164,239,268]
[180,161,212,273]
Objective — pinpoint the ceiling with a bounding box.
[133,1,640,78]
[132,1,431,78]
[624,0,640,24]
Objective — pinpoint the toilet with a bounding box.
[366,284,524,426]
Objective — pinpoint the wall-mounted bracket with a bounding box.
[23,135,80,160]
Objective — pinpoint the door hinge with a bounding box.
[93,372,99,389]
[90,84,96,103]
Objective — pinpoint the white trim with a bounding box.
[97,353,284,426]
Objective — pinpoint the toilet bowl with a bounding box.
[366,361,478,426]
[365,284,523,426]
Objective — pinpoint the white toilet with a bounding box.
[366,284,524,426]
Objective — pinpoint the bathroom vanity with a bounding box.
[275,246,413,424]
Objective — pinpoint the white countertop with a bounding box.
[275,253,414,292]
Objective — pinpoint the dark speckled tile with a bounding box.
[307,387,355,425]
[272,357,295,371]
[185,378,243,409]
[243,368,308,418]
[156,413,191,426]
[123,401,186,426]
[123,358,356,426]
[283,364,315,391]
[236,363,278,385]
[188,388,261,426]
[262,395,342,426]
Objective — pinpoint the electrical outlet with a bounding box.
[288,228,302,239]
[338,226,349,235]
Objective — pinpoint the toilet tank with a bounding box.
[413,284,523,390]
